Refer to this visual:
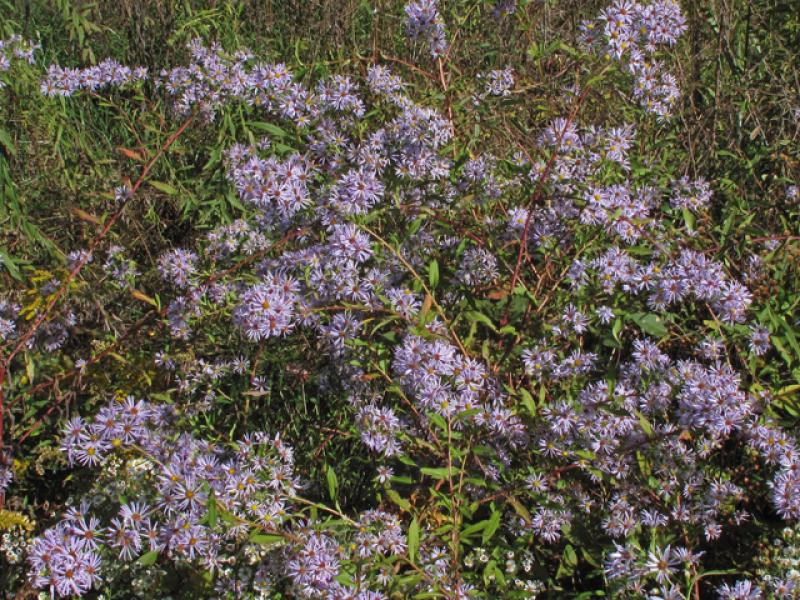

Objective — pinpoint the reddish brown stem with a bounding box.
[0,114,195,459]
[508,83,594,294]
[7,227,307,438]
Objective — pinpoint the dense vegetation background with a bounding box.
[1,0,799,598]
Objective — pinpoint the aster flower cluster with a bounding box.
[0,450,13,495]
[502,123,792,570]
[356,404,405,457]
[156,40,254,119]
[110,59,529,594]
[28,393,419,599]
[479,67,515,98]
[750,423,800,521]
[523,306,797,546]
[670,175,713,211]
[157,249,199,289]
[523,270,798,539]
[753,523,800,599]
[204,218,269,260]
[0,35,38,87]
[748,325,771,356]
[233,273,299,341]
[393,335,525,445]
[495,119,656,254]
[40,59,147,97]
[0,299,20,342]
[102,244,139,288]
[7,0,797,596]
[580,183,655,243]
[456,247,499,287]
[164,354,250,407]
[580,0,687,117]
[0,291,80,353]
[604,542,709,597]
[167,63,455,360]
[491,1,517,21]
[716,579,763,599]
[28,516,102,597]
[404,0,448,59]
[353,510,407,559]
[584,247,753,322]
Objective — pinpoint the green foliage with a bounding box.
[0,0,799,598]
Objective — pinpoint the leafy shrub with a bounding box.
[1,0,799,598]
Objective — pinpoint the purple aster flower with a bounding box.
[716,580,762,600]
[405,0,448,59]
[596,306,615,324]
[748,325,770,356]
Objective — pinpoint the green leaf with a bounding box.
[408,516,420,563]
[420,467,450,480]
[397,454,417,467]
[274,142,296,155]
[581,547,601,568]
[776,384,800,397]
[428,260,439,289]
[249,121,288,137]
[137,550,159,566]
[612,317,623,342]
[386,488,411,511]
[0,127,16,156]
[773,311,800,359]
[149,180,178,195]
[25,354,35,383]
[629,312,668,338]
[408,217,424,236]
[0,250,22,281]
[507,496,531,524]
[465,311,497,332]
[461,519,489,538]
[484,559,507,586]
[249,533,285,547]
[636,450,651,476]
[772,336,793,367]
[217,505,241,524]
[390,475,414,485]
[682,207,696,230]
[519,388,536,417]
[428,412,447,431]
[326,465,339,502]
[482,508,501,544]
[635,410,653,436]
[563,544,577,567]
[207,494,217,528]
